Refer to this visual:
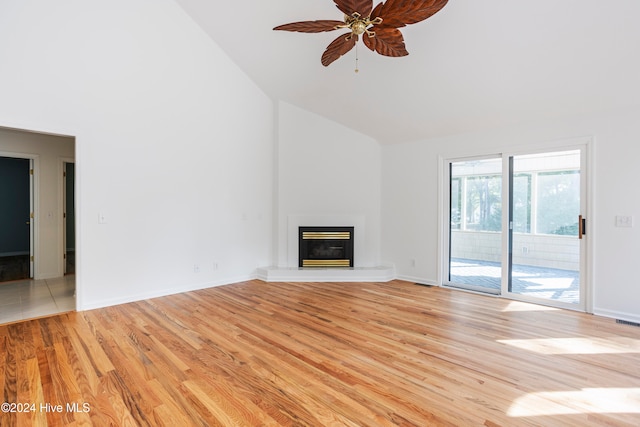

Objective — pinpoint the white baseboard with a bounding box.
[78,274,254,311]
[395,274,439,286]
[593,307,640,325]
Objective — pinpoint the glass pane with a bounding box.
[510,150,580,305]
[512,174,531,233]
[536,171,580,235]
[449,158,502,294]
[465,175,502,231]
[450,178,461,230]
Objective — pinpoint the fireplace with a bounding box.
[299,226,354,267]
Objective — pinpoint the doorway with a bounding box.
[0,127,76,324]
[445,145,588,311]
[0,156,32,283]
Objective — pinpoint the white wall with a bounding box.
[276,102,382,268]
[382,108,640,323]
[3,1,636,324]
[0,128,74,279]
[0,0,274,310]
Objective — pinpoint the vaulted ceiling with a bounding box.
[175,0,640,144]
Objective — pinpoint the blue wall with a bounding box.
[0,157,30,255]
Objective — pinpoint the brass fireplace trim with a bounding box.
[302,231,351,240]
[302,259,351,267]
[299,226,354,268]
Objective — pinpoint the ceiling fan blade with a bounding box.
[371,0,448,28]
[363,27,408,57]
[334,0,374,18]
[321,33,358,66]
[273,20,345,33]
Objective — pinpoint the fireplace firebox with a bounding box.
[298,226,354,267]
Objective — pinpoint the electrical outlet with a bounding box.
[615,215,633,228]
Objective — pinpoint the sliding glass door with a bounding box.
[445,147,587,310]
[507,150,583,307]
[447,157,503,294]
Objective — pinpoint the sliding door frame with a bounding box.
[439,137,594,313]
[442,153,504,294]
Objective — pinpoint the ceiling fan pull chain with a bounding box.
[355,43,359,73]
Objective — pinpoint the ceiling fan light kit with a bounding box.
[274,0,449,67]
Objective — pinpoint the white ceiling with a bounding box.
[174,0,640,144]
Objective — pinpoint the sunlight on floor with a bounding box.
[508,388,640,417]
[498,337,640,355]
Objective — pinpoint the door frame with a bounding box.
[439,136,594,313]
[442,153,504,295]
[61,158,75,275]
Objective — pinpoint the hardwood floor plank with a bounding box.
[44,344,77,425]
[94,371,140,426]
[3,324,18,426]
[1,279,640,426]
[147,378,204,426]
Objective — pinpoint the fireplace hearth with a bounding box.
[299,226,354,268]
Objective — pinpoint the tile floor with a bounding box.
[0,275,75,324]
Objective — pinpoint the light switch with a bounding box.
[98,213,107,224]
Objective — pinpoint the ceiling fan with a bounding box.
[274,0,449,67]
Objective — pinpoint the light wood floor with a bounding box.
[1,279,639,426]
